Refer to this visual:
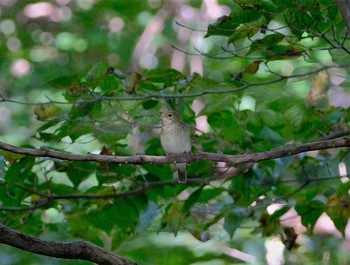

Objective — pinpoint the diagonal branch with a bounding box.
[0,164,252,212]
[335,0,350,32]
[0,224,136,265]
[0,138,349,165]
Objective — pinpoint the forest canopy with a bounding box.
[0,0,349,264]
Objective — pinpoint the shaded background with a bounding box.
[0,0,231,145]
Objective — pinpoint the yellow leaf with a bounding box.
[125,72,142,94]
[161,202,186,235]
[31,194,41,202]
[34,103,61,121]
[326,194,350,236]
[307,70,329,104]
[244,60,262,74]
[0,150,25,163]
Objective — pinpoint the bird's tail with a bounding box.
[176,163,187,183]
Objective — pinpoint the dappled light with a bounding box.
[24,2,72,21]
[10,58,32,77]
[108,17,125,33]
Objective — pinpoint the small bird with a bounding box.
[160,111,191,183]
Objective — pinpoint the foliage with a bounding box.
[0,0,350,264]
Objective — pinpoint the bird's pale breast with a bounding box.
[160,122,191,154]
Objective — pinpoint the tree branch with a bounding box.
[0,164,252,212]
[0,138,349,165]
[2,63,350,106]
[0,224,136,265]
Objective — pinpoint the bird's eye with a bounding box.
[168,113,172,117]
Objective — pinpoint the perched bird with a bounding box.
[160,111,191,183]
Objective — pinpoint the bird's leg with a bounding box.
[183,151,191,165]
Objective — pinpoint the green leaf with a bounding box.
[295,200,325,230]
[86,199,139,234]
[97,163,135,184]
[143,69,185,85]
[248,33,285,54]
[142,99,159,110]
[93,121,132,145]
[292,66,315,75]
[56,121,93,141]
[224,210,244,238]
[268,206,290,222]
[285,104,305,129]
[86,60,109,85]
[228,21,261,43]
[34,103,61,121]
[229,9,261,24]
[63,85,90,101]
[207,110,245,143]
[5,156,36,188]
[4,156,36,205]
[36,119,60,132]
[0,150,25,164]
[142,163,173,182]
[258,125,283,144]
[230,170,270,207]
[161,202,186,235]
[66,161,97,187]
[205,16,236,38]
[260,211,281,236]
[67,212,105,246]
[48,75,78,90]
[259,109,285,128]
[48,183,76,195]
[261,1,279,13]
[271,0,294,9]
[267,45,304,60]
[234,0,262,4]
[187,160,215,179]
[326,5,340,21]
[329,49,349,65]
[68,101,96,119]
[182,186,203,212]
[326,194,350,237]
[338,181,350,195]
[100,75,121,95]
[198,188,225,203]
